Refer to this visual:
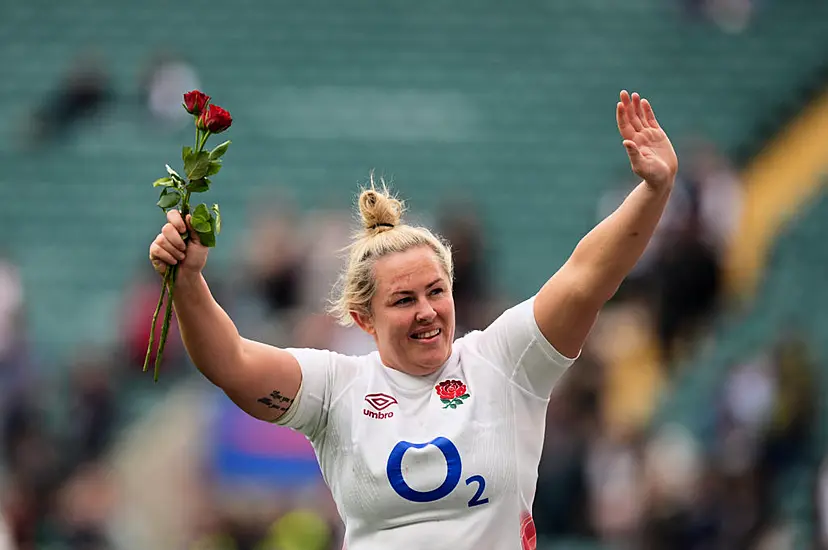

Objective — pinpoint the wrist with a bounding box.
[174,269,203,290]
[643,175,675,195]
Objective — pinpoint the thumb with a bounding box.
[623,139,641,159]
[185,214,202,245]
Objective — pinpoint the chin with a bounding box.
[414,348,451,374]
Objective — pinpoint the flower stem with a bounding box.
[198,131,211,153]
[149,118,201,382]
[152,189,193,382]
[154,267,176,382]
[143,267,170,372]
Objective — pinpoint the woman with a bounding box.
[149,90,678,549]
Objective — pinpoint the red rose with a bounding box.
[435,380,467,401]
[197,104,233,134]
[183,90,210,116]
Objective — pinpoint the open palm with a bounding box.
[617,90,678,188]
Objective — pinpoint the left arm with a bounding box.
[535,90,679,358]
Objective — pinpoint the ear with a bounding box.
[351,310,376,336]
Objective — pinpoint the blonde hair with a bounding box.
[329,177,453,326]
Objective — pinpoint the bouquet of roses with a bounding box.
[143,90,232,381]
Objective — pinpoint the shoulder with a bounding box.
[285,347,377,374]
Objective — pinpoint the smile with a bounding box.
[411,328,441,340]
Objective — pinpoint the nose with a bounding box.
[415,300,437,323]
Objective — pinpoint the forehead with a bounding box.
[374,247,447,293]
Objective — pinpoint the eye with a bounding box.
[430,287,444,296]
[394,297,413,306]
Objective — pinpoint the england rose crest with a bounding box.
[435,379,470,409]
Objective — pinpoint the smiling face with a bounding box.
[351,245,455,376]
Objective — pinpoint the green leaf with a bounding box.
[182,146,193,163]
[206,160,222,176]
[458,394,470,399]
[191,203,212,233]
[199,229,216,248]
[450,403,457,409]
[184,151,210,180]
[186,177,210,193]
[211,204,221,235]
[193,203,217,248]
[440,398,451,404]
[157,188,181,209]
[152,177,173,188]
[209,140,231,160]
[205,214,219,247]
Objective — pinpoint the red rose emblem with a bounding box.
[436,379,466,400]
[197,104,233,134]
[435,379,469,409]
[183,90,210,116]
[520,511,536,550]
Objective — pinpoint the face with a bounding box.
[352,246,455,376]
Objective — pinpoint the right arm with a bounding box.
[149,210,301,422]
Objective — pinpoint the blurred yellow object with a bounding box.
[258,509,332,550]
[725,88,828,300]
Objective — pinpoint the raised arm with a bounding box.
[149,210,302,422]
[534,91,679,358]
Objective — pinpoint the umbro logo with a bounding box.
[364,393,398,419]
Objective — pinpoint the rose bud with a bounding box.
[197,104,233,134]
[183,90,210,116]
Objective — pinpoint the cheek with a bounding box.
[436,298,455,322]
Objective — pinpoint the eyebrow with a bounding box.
[389,278,443,297]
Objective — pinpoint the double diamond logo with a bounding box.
[365,393,398,411]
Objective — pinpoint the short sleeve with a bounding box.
[272,347,336,442]
[464,295,578,398]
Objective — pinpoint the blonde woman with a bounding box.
[149,90,678,549]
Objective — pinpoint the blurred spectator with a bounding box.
[600,139,742,365]
[231,196,309,348]
[24,50,113,147]
[680,0,757,33]
[436,202,496,334]
[819,457,828,549]
[52,460,118,550]
[0,253,30,431]
[534,344,604,539]
[138,50,201,128]
[63,351,117,465]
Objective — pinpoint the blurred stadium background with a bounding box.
[0,0,827,548]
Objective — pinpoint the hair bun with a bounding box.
[358,177,404,234]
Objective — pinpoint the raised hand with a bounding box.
[616,90,678,189]
[149,209,209,277]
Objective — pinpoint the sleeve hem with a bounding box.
[527,296,580,368]
[271,378,303,426]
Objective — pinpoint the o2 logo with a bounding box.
[386,437,489,507]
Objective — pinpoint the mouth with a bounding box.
[410,328,441,343]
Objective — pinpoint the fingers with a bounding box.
[642,98,660,128]
[633,93,646,128]
[162,223,187,256]
[150,238,181,267]
[616,101,629,133]
[620,90,643,132]
[153,230,186,262]
[166,209,187,234]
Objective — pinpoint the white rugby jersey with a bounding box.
[276,296,576,550]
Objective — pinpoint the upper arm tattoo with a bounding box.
[257,390,294,412]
